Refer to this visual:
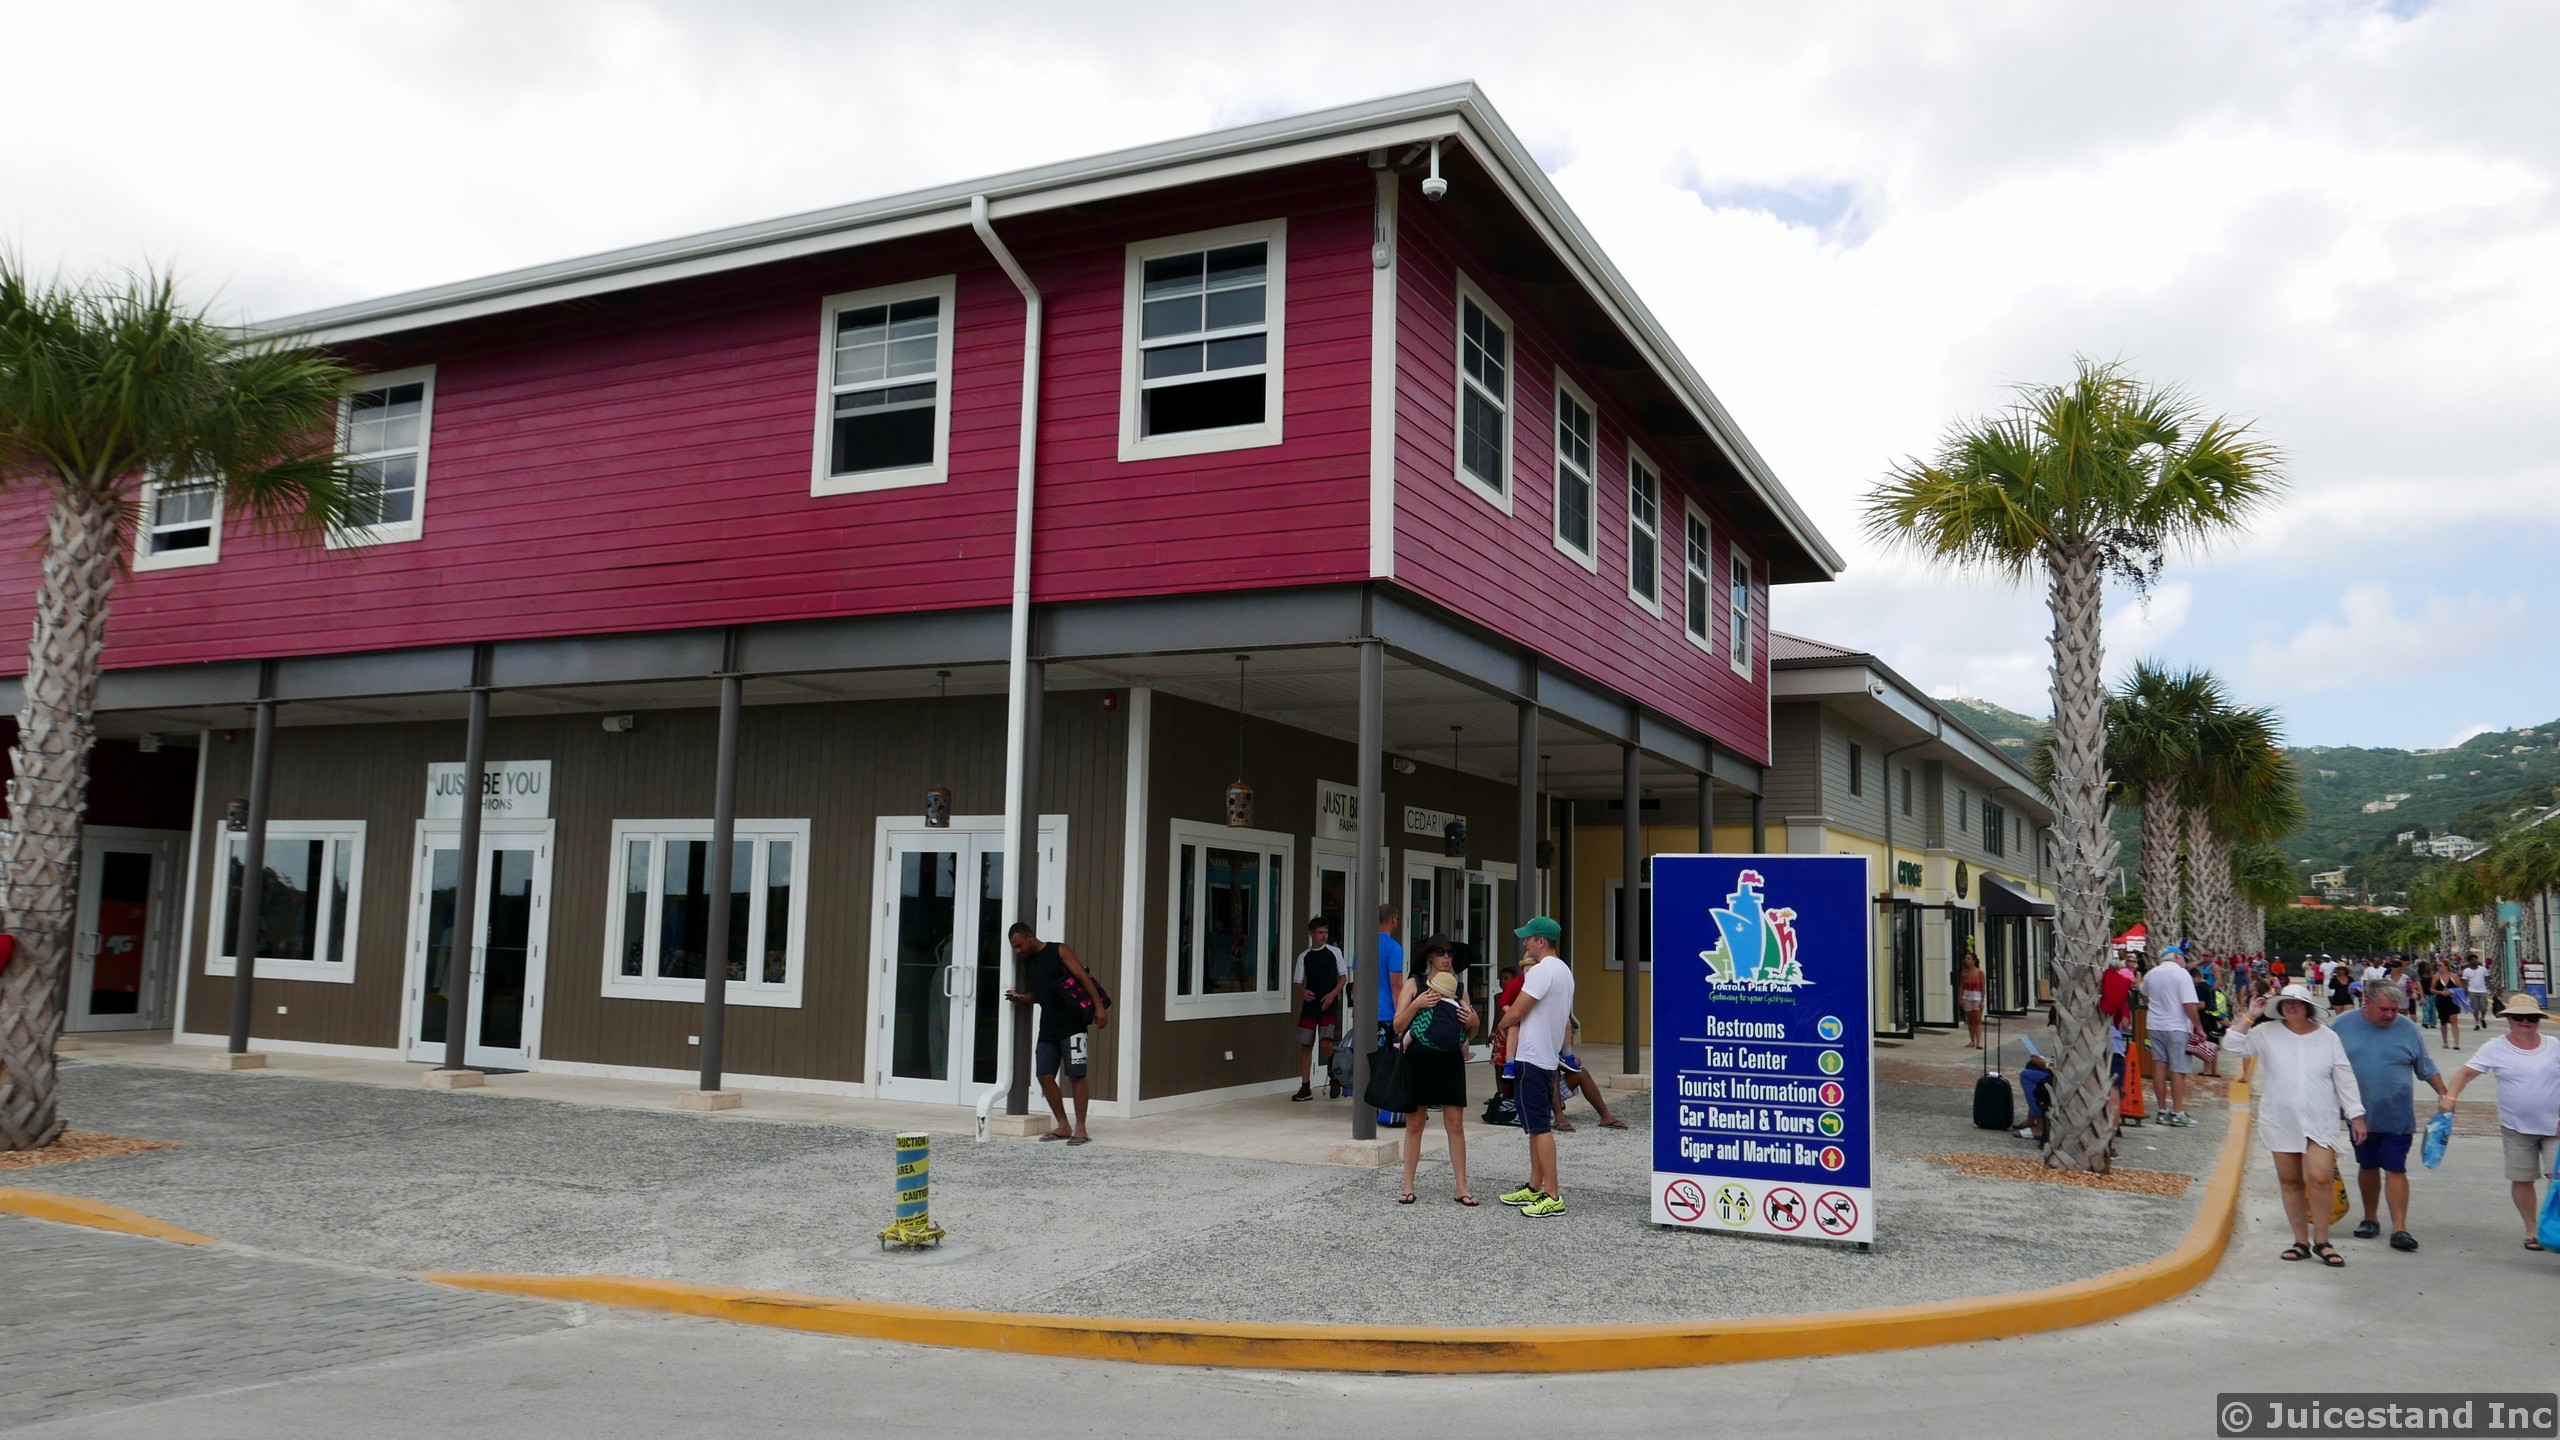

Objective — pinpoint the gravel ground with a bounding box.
[14,1050,2225,1327]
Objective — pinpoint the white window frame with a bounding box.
[329,365,435,548]
[599,818,812,1009]
[133,477,222,571]
[810,274,958,497]
[1729,547,1755,677]
[1681,501,1715,654]
[1118,218,1287,463]
[1625,446,1663,613]
[1165,817,1294,1019]
[1451,273,1514,513]
[205,820,366,984]
[1550,372,1601,573]
[1602,877,1653,972]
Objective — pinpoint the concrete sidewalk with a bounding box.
[22,1024,2228,1328]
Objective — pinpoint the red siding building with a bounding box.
[22,86,1841,1123]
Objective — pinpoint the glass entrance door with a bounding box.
[1403,854,1514,1060]
[407,828,552,1070]
[68,835,179,1032]
[874,820,1064,1105]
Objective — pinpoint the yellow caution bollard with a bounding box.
[878,1131,946,1250]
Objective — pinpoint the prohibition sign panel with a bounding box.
[1762,1186,1808,1232]
[1662,1178,1707,1224]
[1814,1190,1861,1236]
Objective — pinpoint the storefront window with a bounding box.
[1167,819,1291,1017]
[602,820,809,1007]
[209,822,364,983]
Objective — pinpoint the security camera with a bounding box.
[601,714,636,733]
[1421,140,1447,201]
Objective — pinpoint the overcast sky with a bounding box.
[8,1,2552,750]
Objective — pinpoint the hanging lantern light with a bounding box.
[1224,654,1255,827]
[924,670,953,827]
[1443,724,1466,856]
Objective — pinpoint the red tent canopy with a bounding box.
[2110,924,2147,950]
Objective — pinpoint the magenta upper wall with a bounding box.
[1389,179,1773,765]
[0,163,1378,669]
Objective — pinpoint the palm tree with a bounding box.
[2483,830,2560,997]
[2228,841,2295,955]
[2409,869,2463,960]
[1866,359,2280,1172]
[2106,663,2220,960]
[0,266,374,1151]
[2189,703,2299,964]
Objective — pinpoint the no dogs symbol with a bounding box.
[1763,1186,1807,1232]
[1663,1179,1707,1223]
[1714,1183,1754,1228]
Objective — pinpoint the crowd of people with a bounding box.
[2088,943,2552,1271]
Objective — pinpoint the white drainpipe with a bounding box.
[972,192,1042,1142]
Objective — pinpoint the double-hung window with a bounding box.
[1627,449,1662,612]
[334,367,434,546]
[1453,275,1513,509]
[1552,376,1599,570]
[814,276,957,495]
[602,820,811,1007]
[1728,548,1755,675]
[208,821,365,983]
[1121,219,1285,460]
[1166,818,1292,1018]
[134,478,221,570]
[1682,505,1714,652]
[1984,801,2009,857]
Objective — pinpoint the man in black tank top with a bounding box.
[1004,923,1111,1144]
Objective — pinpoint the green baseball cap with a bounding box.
[1513,916,1562,942]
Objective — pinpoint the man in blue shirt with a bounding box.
[1373,904,1406,1127]
[2331,982,2449,1251]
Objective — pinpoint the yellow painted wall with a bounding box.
[1566,822,1756,1047]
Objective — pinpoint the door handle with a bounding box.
[941,965,956,998]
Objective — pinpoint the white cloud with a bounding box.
[2245,585,2536,693]
[2443,723,2500,748]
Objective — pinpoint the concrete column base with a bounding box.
[1605,1072,1648,1092]
[677,1089,743,1112]
[983,1113,1052,1138]
[1329,1137,1403,1167]
[210,1052,268,1071]
[54,1035,84,1053]
[424,1069,486,1090]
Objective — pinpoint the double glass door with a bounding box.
[1404,855,1513,1058]
[68,832,181,1032]
[873,820,1062,1105]
[406,826,552,1070]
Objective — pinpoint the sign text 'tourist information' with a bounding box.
[1650,854,1874,1245]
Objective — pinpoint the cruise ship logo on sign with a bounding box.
[1702,871,1809,993]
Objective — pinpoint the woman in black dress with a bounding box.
[1393,936,1481,1206]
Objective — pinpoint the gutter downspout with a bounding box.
[972,193,1042,1142]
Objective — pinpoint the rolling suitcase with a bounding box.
[1972,1015,2015,1131]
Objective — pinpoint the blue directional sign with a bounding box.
[1650,855,1874,1244]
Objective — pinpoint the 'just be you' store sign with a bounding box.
[425,760,552,819]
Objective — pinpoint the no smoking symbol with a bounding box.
[1814,1191,1860,1235]
[1663,1179,1707,1223]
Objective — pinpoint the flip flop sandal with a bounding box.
[1037,1131,1071,1142]
[1553,1120,1578,1132]
[1600,1117,1630,1130]
[1398,1191,1417,1205]
[1066,1136,1093,1146]
[2525,1238,2546,1251]
[2313,1243,2345,1267]
[2279,1243,2313,1262]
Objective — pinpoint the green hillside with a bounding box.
[1931,696,2560,898]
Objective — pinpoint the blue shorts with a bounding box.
[2352,1131,2412,1174]
[1035,1032,1088,1080]
[1516,1063,1557,1136]
[2022,1073,2052,1118]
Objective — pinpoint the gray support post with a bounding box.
[1007,659,1045,1117]
[1699,767,1715,853]
[223,695,277,1055]
[1751,794,1766,850]
[1621,744,1643,1078]
[440,672,491,1075]
[1558,799,1575,960]
[1350,638,1384,1142]
[1515,701,1540,924]
[698,671,743,1092]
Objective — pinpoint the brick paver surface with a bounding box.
[0,1216,568,1431]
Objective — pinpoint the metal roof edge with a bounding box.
[1767,643,2052,813]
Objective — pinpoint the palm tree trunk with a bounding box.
[2,487,120,1151]
[2140,778,2180,960]
[2181,807,2214,960]
[2039,541,2119,1172]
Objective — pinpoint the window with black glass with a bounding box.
[1848,743,1864,797]
[344,379,428,532]
[211,823,362,978]
[605,822,807,1002]
[1683,508,1714,648]
[1458,291,1511,498]
[1984,801,2008,857]
[1628,454,1661,606]
[1137,241,1270,437]
[1554,385,1596,559]
[827,293,944,477]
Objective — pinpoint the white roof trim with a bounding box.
[254,82,1843,580]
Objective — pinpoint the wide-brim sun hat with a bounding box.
[2274,983,2322,1013]
[2500,993,2550,1019]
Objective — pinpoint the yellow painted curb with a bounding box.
[0,1186,216,1246]
[427,1085,2255,1374]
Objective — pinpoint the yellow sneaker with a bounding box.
[1497,1184,1542,1207]
[1522,1193,1567,1218]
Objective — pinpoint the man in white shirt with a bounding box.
[1494,917,1576,1218]
[2462,961,2494,1030]
[2140,952,2203,1126]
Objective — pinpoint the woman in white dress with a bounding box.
[2224,982,2367,1267]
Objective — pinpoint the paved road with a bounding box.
[9,1127,2555,1440]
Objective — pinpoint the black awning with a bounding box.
[1981,872,2056,918]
